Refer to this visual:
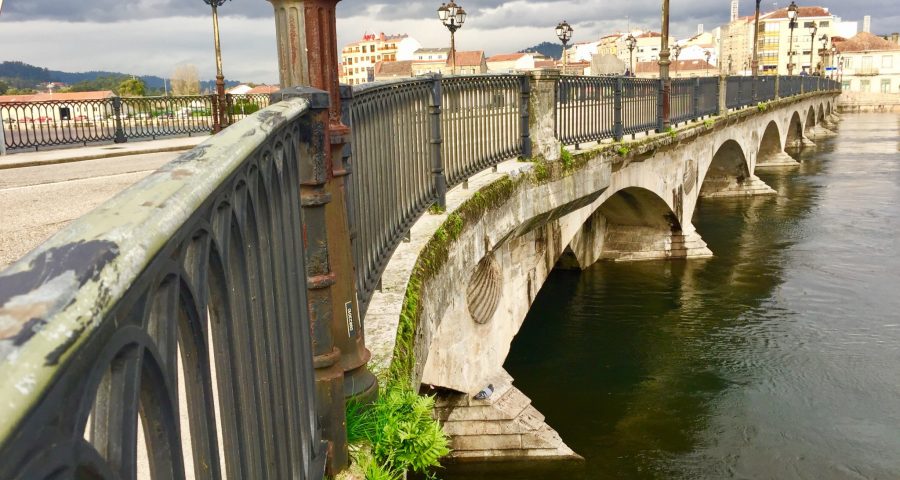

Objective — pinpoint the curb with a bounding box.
[0,143,201,171]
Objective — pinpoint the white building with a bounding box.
[836,31,900,93]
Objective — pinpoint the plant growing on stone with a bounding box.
[703,118,715,128]
[346,387,450,479]
[666,127,677,139]
[560,147,574,169]
[616,144,631,156]
[757,102,769,112]
[427,203,446,214]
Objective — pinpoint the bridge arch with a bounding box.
[699,139,751,197]
[786,110,804,148]
[805,106,817,135]
[817,103,826,123]
[759,121,781,155]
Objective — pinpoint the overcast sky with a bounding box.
[1,0,897,84]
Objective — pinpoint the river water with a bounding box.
[440,113,900,479]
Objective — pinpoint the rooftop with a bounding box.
[487,53,528,62]
[446,50,485,67]
[0,90,116,103]
[763,6,831,20]
[375,60,414,76]
[834,31,900,53]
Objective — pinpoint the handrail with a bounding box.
[0,95,325,479]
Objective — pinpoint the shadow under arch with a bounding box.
[699,139,750,197]
[786,110,804,149]
[805,106,817,135]
[559,186,703,266]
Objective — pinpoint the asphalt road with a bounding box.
[0,152,180,268]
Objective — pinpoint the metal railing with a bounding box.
[0,94,325,480]
[557,75,616,144]
[756,76,777,102]
[1,94,270,151]
[779,76,803,97]
[623,78,660,135]
[442,75,523,186]
[343,74,839,311]
[347,74,525,314]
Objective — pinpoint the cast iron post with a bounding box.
[428,74,447,208]
[519,74,532,158]
[268,0,380,473]
[613,76,624,141]
[659,0,671,131]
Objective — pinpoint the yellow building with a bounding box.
[757,6,850,75]
[340,33,421,85]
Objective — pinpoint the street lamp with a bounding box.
[672,44,682,75]
[728,54,733,75]
[203,0,229,133]
[705,50,712,76]
[830,45,837,79]
[808,23,818,75]
[438,1,467,75]
[625,33,636,76]
[787,1,798,75]
[751,0,762,76]
[556,20,573,72]
[818,33,829,75]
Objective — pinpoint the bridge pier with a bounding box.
[560,209,712,267]
[756,149,800,167]
[700,174,777,197]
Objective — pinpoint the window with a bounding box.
[819,21,829,27]
[860,79,870,92]
[881,79,891,93]
[882,55,893,68]
[861,56,873,70]
[804,21,816,28]
[843,57,852,68]
[841,80,850,90]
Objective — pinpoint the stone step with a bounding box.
[757,151,800,168]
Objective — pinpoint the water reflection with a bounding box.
[439,113,900,479]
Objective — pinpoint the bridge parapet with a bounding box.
[0,91,335,479]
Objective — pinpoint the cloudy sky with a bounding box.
[0,0,898,83]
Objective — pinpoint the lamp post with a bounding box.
[625,33,636,76]
[830,45,837,79]
[660,0,671,130]
[807,23,818,75]
[438,1,466,75]
[728,54,733,75]
[556,20,573,73]
[787,1,798,75]
[751,0,762,76]
[0,0,6,156]
[672,44,681,76]
[705,50,712,76]
[203,0,229,133]
[818,33,829,75]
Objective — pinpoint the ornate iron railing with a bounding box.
[0,94,326,480]
[670,78,696,124]
[623,78,660,136]
[756,76,777,102]
[697,77,720,117]
[1,94,271,151]
[556,75,616,145]
[441,75,522,187]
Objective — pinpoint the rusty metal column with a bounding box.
[269,0,377,414]
[271,86,348,475]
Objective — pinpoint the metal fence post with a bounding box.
[751,76,758,104]
[613,77,624,141]
[112,97,126,143]
[801,77,806,94]
[0,107,6,156]
[718,75,727,114]
[692,77,700,120]
[775,75,781,99]
[519,74,532,158]
[429,74,447,209]
[656,78,665,132]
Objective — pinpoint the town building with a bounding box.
[340,33,421,85]
[486,53,535,73]
[756,6,856,75]
[835,31,900,93]
[634,59,717,78]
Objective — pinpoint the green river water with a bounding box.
[438,112,900,479]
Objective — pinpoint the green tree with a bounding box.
[0,80,8,95]
[118,78,146,97]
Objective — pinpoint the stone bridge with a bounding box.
[367,91,840,460]
[0,4,841,474]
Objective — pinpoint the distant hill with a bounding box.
[0,61,242,94]
[518,42,563,60]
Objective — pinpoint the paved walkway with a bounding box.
[0,136,204,170]
[0,139,202,268]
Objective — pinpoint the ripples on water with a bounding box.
[439,113,900,479]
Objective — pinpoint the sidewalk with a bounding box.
[0,136,206,170]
